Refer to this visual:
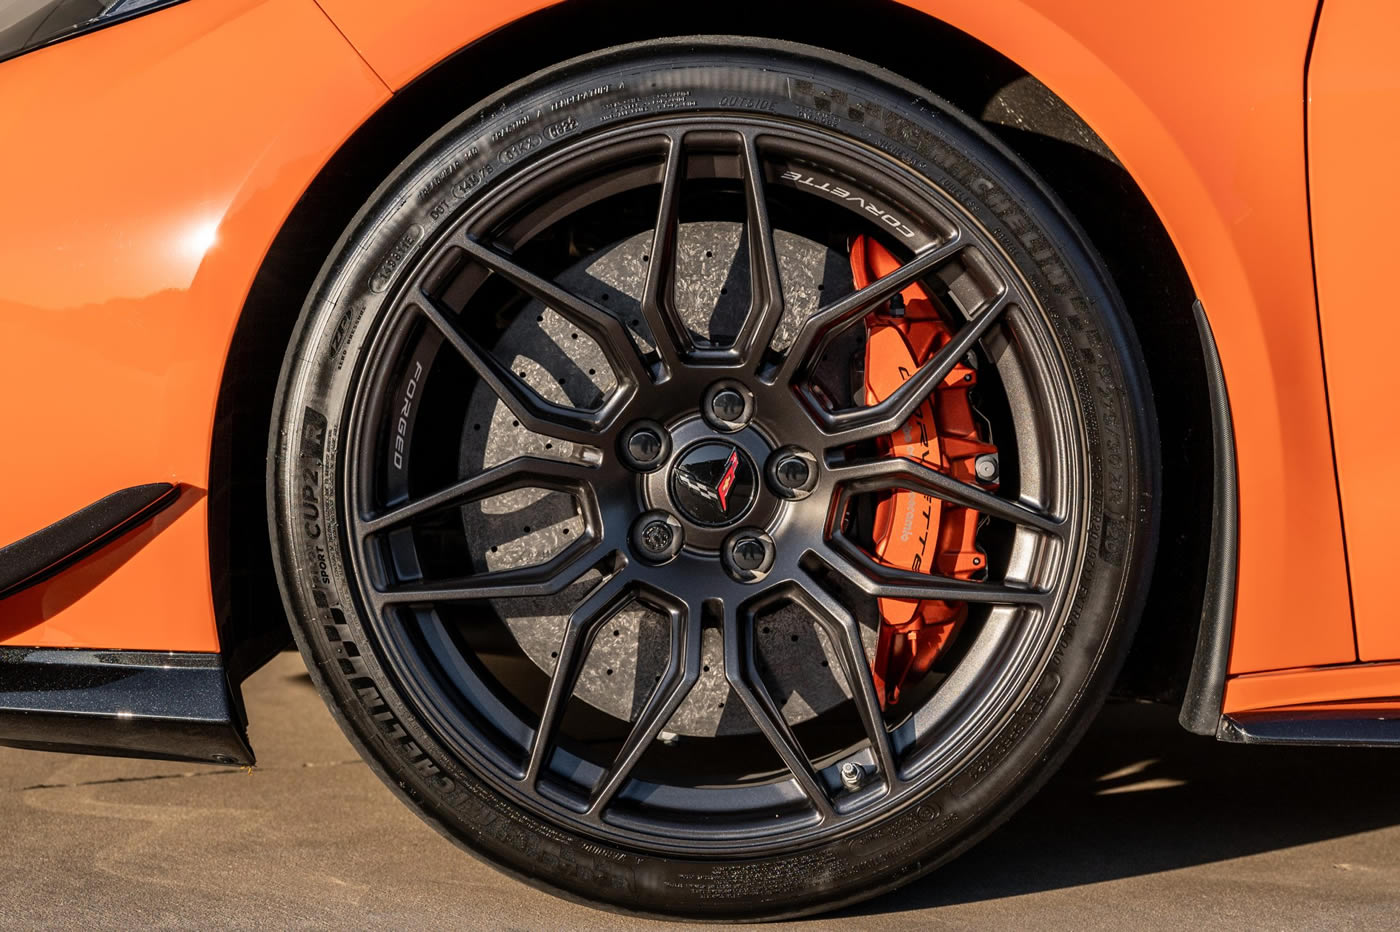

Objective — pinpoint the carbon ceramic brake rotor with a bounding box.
[458,222,878,737]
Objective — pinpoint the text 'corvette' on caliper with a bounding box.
[853,236,997,707]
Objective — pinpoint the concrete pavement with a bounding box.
[3,652,1398,929]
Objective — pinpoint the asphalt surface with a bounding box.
[4,652,1399,930]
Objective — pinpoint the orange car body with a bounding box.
[0,0,1393,729]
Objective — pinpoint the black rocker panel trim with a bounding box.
[0,482,179,599]
[1179,300,1240,736]
[0,648,253,765]
[1219,710,1400,748]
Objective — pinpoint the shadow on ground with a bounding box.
[847,699,1400,915]
[286,658,1400,915]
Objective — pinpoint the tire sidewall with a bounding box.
[269,38,1158,921]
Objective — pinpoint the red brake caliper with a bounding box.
[852,236,998,707]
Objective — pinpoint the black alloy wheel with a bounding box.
[270,40,1158,921]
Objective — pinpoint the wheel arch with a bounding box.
[213,0,1216,703]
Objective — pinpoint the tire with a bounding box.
[269,38,1158,921]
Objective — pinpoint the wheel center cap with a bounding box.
[669,441,758,527]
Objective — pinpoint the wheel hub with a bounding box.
[640,416,781,552]
[667,440,759,528]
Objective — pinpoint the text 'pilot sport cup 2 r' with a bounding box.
[269,40,1156,920]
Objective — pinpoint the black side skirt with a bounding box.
[0,648,253,765]
[1219,711,1400,748]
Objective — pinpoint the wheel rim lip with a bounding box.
[333,112,1090,855]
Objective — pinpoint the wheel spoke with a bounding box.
[414,298,603,448]
[637,133,689,376]
[721,600,835,820]
[586,601,701,815]
[789,585,898,788]
[374,540,613,606]
[524,570,636,785]
[774,235,963,383]
[360,455,597,536]
[818,292,1012,444]
[829,455,1064,535]
[736,132,784,366]
[817,539,1050,607]
[458,235,644,387]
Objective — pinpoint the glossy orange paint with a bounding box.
[0,0,1374,709]
[1225,662,1400,714]
[0,0,389,649]
[1308,0,1400,662]
[314,0,1356,675]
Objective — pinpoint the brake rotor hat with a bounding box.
[459,222,875,736]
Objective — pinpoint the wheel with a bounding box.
[269,38,1157,921]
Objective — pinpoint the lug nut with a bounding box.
[777,457,809,488]
[765,446,819,500]
[721,528,775,583]
[642,522,673,552]
[619,420,671,472]
[731,536,767,570]
[839,761,865,792]
[712,389,745,422]
[974,453,999,483]
[629,429,662,462]
[631,510,684,564]
[701,381,754,432]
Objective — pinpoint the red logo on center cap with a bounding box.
[716,450,740,511]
